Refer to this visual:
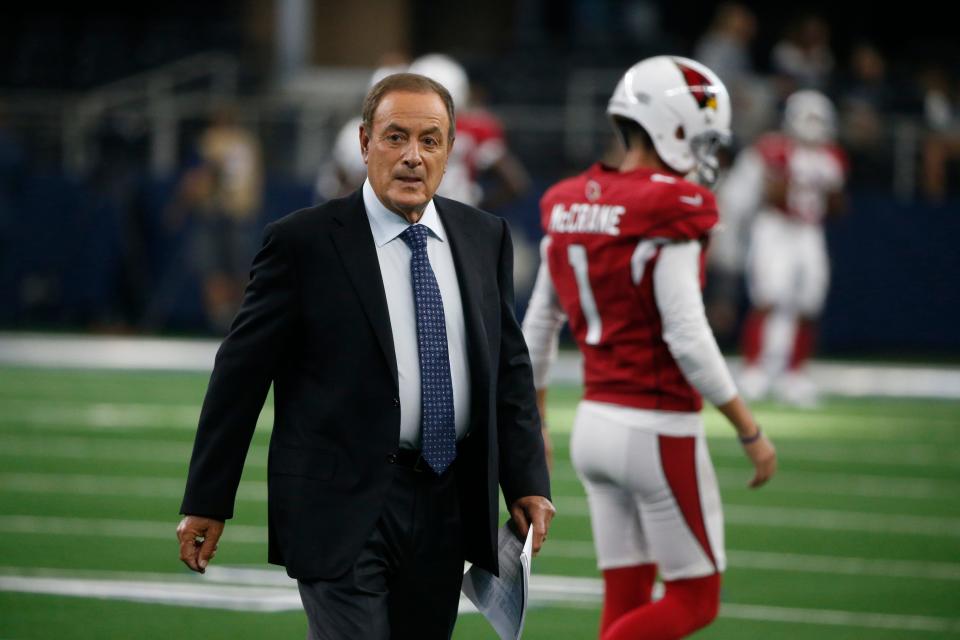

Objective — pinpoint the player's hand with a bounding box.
[177,515,225,573]
[509,496,556,555]
[742,434,777,488]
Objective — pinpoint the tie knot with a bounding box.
[400,224,430,251]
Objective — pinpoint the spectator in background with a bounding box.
[918,64,960,202]
[728,91,848,407]
[0,101,25,322]
[837,42,894,186]
[166,105,263,332]
[771,14,835,98]
[695,3,775,147]
[0,100,25,221]
[694,2,756,89]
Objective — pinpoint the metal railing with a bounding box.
[0,57,930,201]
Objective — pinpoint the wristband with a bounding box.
[738,426,762,445]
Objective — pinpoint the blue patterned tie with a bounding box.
[399,224,457,474]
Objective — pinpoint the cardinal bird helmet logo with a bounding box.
[675,61,719,111]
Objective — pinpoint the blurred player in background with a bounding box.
[522,56,776,640]
[314,57,409,202]
[727,90,848,406]
[408,53,530,209]
[410,53,539,299]
[316,53,530,212]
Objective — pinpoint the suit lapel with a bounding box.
[330,193,399,389]
[437,199,491,419]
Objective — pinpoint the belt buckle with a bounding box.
[412,453,429,473]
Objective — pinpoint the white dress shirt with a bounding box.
[362,179,471,449]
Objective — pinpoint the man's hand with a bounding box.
[177,515,225,573]
[509,496,556,555]
[742,434,777,488]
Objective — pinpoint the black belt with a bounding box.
[389,437,469,473]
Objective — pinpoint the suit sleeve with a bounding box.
[180,222,299,519]
[495,219,552,506]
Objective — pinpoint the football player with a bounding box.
[725,90,848,406]
[522,56,776,640]
[408,53,530,209]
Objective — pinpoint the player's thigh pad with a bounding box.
[570,402,725,578]
[747,213,797,308]
[634,433,725,580]
[571,404,651,569]
[796,226,830,316]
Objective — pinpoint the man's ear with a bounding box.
[359,124,370,164]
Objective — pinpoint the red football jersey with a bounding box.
[540,164,719,412]
[754,132,848,224]
[436,110,507,205]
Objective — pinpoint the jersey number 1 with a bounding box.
[567,240,660,346]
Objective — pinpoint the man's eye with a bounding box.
[423,137,439,148]
[387,133,404,143]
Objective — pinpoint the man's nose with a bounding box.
[401,142,423,167]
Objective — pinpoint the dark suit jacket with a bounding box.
[180,189,551,580]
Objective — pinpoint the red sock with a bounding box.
[600,564,658,636]
[741,310,767,366]
[601,573,721,640]
[789,318,816,370]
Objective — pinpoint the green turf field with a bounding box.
[1,366,958,638]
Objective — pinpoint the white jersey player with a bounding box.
[523,56,776,640]
[724,90,848,405]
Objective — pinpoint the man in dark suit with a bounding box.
[176,73,555,639]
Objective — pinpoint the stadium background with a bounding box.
[0,1,958,638]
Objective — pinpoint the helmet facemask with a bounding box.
[688,129,731,188]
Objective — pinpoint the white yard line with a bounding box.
[549,466,960,500]
[545,497,960,536]
[0,334,220,372]
[0,401,273,431]
[3,334,960,399]
[0,515,268,544]
[1,570,958,632]
[3,514,959,579]
[4,496,960,541]
[542,541,960,581]
[709,441,960,466]
[5,467,958,506]
[3,428,958,478]
[0,435,270,467]
[0,473,269,501]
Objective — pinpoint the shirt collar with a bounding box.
[362,179,446,248]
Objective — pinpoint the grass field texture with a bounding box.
[0,366,958,638]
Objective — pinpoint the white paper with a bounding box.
[461,522,533,640]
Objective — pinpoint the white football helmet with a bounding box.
[333,116,367,187]
[408,53,470,111]
[607,55,732,186]
[783,89,836,145]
